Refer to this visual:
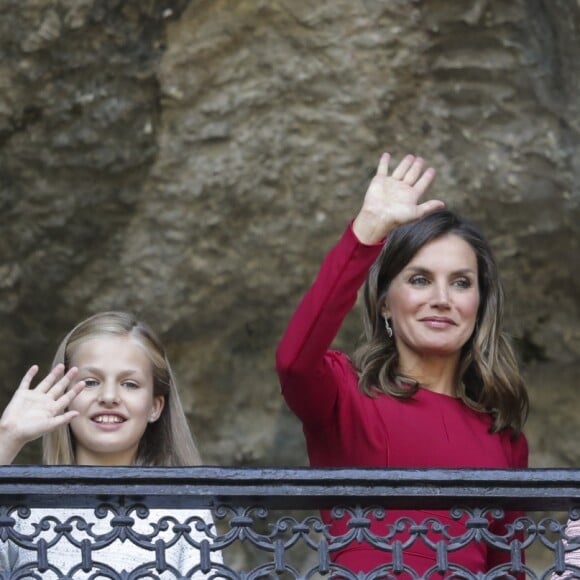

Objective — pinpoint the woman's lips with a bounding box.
[420,317,456,329]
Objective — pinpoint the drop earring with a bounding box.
[383,316,393,338]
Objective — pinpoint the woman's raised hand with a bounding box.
[0,364,84,464]
[352,153,443,244]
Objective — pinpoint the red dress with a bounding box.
[276,223,528,578]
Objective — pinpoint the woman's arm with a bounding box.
[276,223,385,425]
[276,153,440,425]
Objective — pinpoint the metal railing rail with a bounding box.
[0,467,578,579]
[1,466,579,508]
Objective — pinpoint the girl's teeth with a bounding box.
[95,416,123,424]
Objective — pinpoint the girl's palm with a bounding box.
[1,365,83,444]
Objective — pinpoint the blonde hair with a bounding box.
[353,210,528,436]
[43,311,202,466]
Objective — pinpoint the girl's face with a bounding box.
[68,335,165,466]
[383,233,480,367]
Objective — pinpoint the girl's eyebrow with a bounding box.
[77,366,144,376]
[77,366,103,374]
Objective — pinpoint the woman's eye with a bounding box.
[123,381,139,389]
[409,275,429,286]
[453,278,472,289]
[83,379,98,388]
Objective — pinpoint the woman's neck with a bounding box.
[397,352,460,396]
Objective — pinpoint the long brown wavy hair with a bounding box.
[353,210,528,435]
[43,311,202,466]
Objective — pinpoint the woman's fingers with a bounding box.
[376,152,391,177]
[355,150,439,244]
[417,199,446,219]
[414,166,437,195]
[390,154,435,192]
[402,156,425,186]
[391,154,415,180]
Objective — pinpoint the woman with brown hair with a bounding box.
[276,152,529,578]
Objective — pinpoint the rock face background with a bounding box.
[0,0,579,572]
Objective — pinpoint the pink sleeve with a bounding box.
[556,518,580,578]
[275,223,383,426]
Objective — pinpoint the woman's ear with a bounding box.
[149,396,165,423]
[380,300,390,320]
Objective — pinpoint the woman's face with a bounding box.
[383,233,480,366]
[68,335,165,466]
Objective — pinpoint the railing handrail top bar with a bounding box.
[0,465,580,484]
[1,466,580,509]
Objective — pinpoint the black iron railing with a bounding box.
[0,467,579,578]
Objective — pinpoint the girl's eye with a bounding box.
[409,275,430,286]
[84,379,99,388]
[123,381,139,389]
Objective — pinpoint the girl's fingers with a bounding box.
[51,410,80,428]
[17,365,39,391]
[57,381,85,408]
[36,364,66,394]
[48,367,79,400]
[391,154,415,180]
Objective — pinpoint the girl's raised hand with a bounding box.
[352,153,444,244]
[0,364,84,464]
